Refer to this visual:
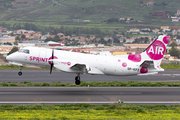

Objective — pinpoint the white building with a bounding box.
[0,35,15,45]
[90,51,112,56]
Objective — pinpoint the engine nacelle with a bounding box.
[140,67,148,74]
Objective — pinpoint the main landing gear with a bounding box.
[75,74,81,85]
[18,66,23,76]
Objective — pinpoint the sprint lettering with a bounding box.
[29,56,48,62]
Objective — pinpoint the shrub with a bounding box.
[23,81,31,84]
[137,108,146,113]
[1,82,8,86]
[8,83,18,86]
[41,83,50,86]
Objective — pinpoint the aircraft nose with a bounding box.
[6,55,12,61]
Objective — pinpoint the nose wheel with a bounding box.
[18,71,22,76]
[18,66,23,76]
[75,74,81,85]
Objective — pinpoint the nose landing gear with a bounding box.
[18,66,23,76]
[75,74,81,85]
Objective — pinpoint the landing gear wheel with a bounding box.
[75,75,80,85]
[75,80,81,85]
[75,76,80,81]
[18,66,23,76]
[18,71,22,76]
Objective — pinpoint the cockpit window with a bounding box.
[18,49,29,54]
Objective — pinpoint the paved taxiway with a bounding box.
[0,87,180,104]
[0,69,180,83]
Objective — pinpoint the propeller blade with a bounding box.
[50,63,53,74]
[50,49,54,74]
[52,49,54,59]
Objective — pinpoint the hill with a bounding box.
[0,0,180,27]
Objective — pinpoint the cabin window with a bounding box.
[18,49,29,54]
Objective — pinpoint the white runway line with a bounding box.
[124,101,180,104]
[153,74,180,76]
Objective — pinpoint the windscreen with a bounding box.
[18,49,29,54]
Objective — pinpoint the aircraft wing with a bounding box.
[52,59,104,75]
[70,63,104,75]
[70,64,88,73]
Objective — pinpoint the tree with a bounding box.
[113,38,120,43]
[139,37,144,43]
[169,42,178,47]
[11,32,14,36]
[106,17,119,23]
[14,40,18,45]
[4,42,12,45]
[8,47,18,55]
[21,35,26,39]
[134,38,139,43]
[144,37,149,43]
[169,47,180,58]
[16,36,20,40]
[169,42,180,58]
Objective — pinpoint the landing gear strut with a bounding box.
[18,66,23,76]
[75,74,81,85]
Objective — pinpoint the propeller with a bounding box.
[50,49,54,74]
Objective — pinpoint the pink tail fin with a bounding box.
[143,35,170,60]
[141,35,170,69]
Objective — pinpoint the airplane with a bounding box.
[6,35,170,85]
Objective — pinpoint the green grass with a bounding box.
[1,105,180,120]
[1,0,180,27]
[1,81,180,87]
[161,64,180,69]
[1,109,180,119]
[0,104,180,110]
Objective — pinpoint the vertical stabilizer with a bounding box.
[140,35,170,72]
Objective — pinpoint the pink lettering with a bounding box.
[36,57,39,62]
[29,56,50,63]
[61,62,71,66]
[41,58,45,62]
[146,40,166,60]
[33,57,36,61]
[29,56,58,64]
[30,56,33,61]
[67,62,71,66]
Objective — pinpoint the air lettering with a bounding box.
[148,46,164,55]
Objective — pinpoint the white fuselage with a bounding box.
[8,47,140,76]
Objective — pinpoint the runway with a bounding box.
[0,69,180,83]
[0,87,180,104]
[0,70,180,104]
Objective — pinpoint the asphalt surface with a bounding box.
[0,69,180,83]
[0,70,180,104]
[0,87,180,104]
